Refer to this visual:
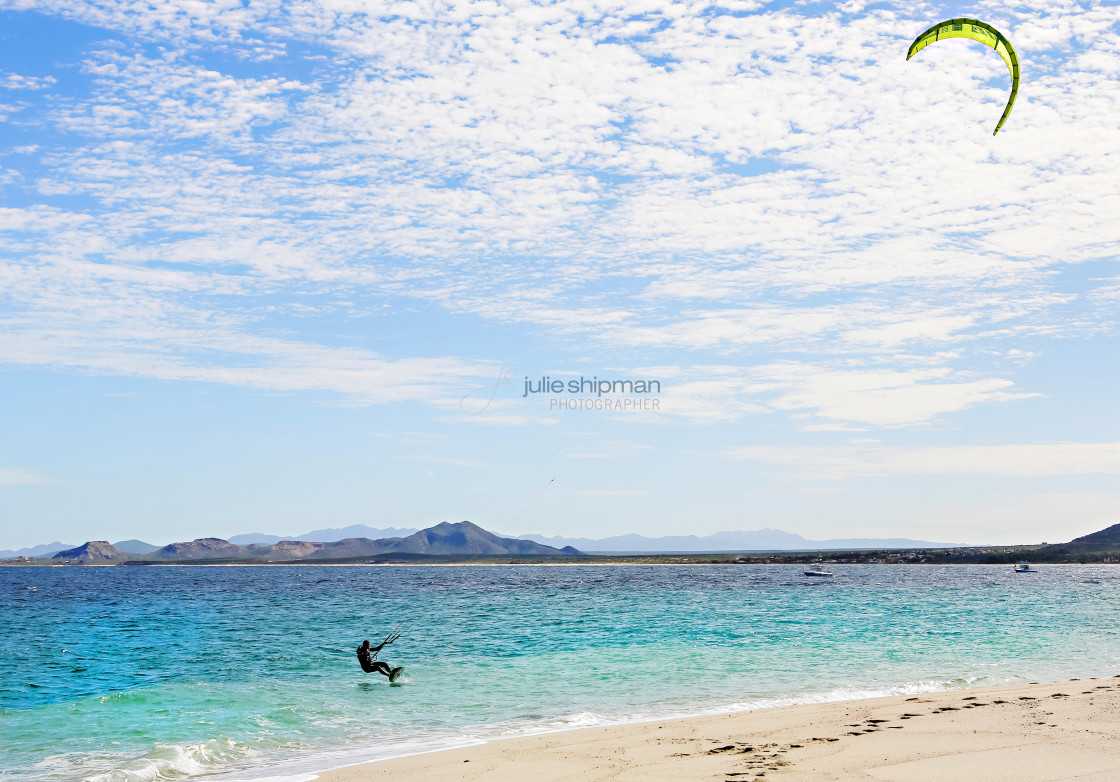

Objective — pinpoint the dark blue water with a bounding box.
[3,564,1119,780]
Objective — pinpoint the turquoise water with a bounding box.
[3,564,1120,780]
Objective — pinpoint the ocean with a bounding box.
[3,563,1120,781]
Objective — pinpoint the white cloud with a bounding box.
[564,439,654,458]
[397,454,489,467]
[0,73,57,90]
[749,363,1039,427]
[624,362,1035,427]
[724,440,1120,480]
[0,0,1117,425]
[0,469,49,486]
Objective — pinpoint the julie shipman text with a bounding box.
[523,376,661,397]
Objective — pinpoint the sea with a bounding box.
[3,563,1120,781]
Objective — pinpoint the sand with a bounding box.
[313,677,1120,781]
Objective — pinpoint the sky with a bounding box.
[1,0,1118,550]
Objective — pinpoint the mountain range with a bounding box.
[2,525,965,560]
[0,539,160,559]
[0,525,421,559]
[518,528,965,552]
[226,525,420,546]
[0,541,78,559]
[46,522,580,563]
[13,522,1120,565]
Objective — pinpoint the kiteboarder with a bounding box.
[356,630,404,681]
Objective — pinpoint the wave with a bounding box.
[45,738,257,782]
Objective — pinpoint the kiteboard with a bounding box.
[388,666,405,683]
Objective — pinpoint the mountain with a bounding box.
[228,525,420,546]
[1064,523,1120,549]
[52,541,128,562]
[248,540,326,558]
[153,538,250,560]
[136,522,578,562]
[295,524,420,542]
[112,539,160,554]
[240,537,396,560]
[1036,522,1120,560]
[378,521,577,556]
[227,532,286,545]
[520,528,964,552]
[0,541,77,559]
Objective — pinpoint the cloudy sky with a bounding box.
[1,0,1118,549]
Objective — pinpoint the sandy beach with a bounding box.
[315,678,1120,781]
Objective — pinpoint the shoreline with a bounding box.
[308,677,1120,781]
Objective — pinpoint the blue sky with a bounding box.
[1,0,1118,549]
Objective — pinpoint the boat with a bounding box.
[803,563,834,577]
[1013,562,1035,573]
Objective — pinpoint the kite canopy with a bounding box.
[906,18,1020,135]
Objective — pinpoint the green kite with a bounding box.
[906,18,1020,135]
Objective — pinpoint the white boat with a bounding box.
[1013,562,1035,573]
[803,563,834,577]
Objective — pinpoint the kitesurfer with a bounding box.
[356,634,403,680]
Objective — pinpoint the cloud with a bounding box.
[1,73,58,90]
[628,362,1035,427]
[574,489,647,496]
[0,0,1117,426]
[0,260,496,404]
[723,440,1120,480]
[397,455,489,468]
[564,439,654,458]
[0,469,49,486]
[747,363,1039,427]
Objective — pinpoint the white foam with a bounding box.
[76,738,255,782]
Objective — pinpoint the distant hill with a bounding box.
[520,528,963,552]
[381,521,578,556]
[113,539,160,554]
[52,541,128,562]
[228,525,420,546]
[1035,523,1120,561]
[1065,523,1120,548]
[296,524,420,542]
[247,538,387,560]
[227,532,286,545]
[153,538,251,560]
[0,541,76,559]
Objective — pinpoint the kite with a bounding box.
[906,18,1020,135]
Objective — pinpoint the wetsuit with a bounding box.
[357,644,393,676]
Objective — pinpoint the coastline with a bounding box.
[309,677,1120,781]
